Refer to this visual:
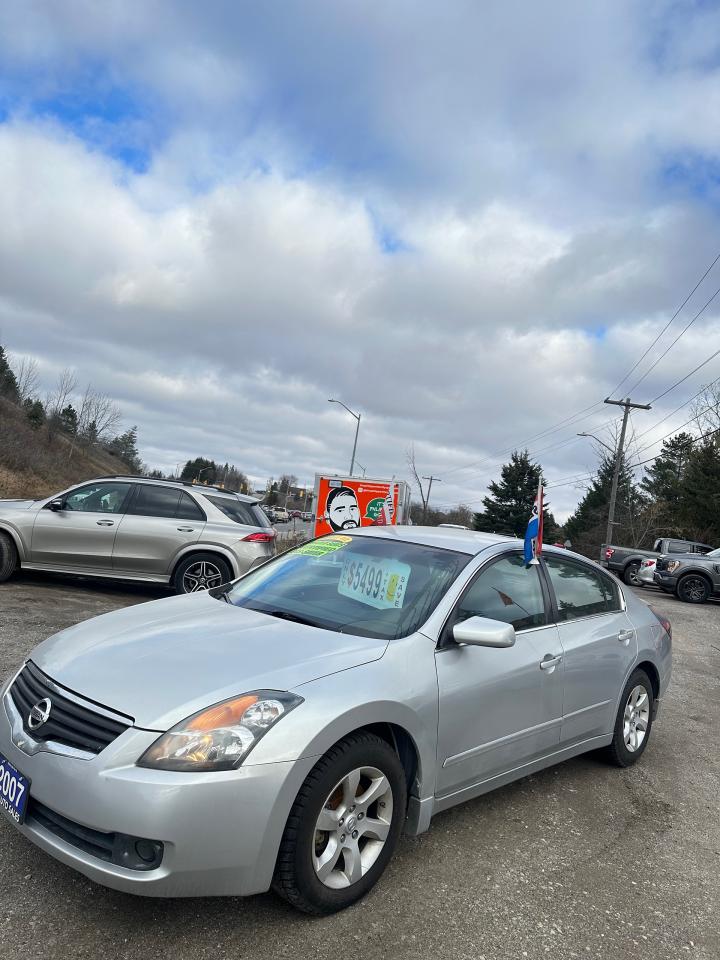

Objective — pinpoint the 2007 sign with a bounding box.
[0,752,30,824]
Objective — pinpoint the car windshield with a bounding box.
[705,548,720,559]
[223,534,471,640]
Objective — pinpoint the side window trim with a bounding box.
[439,549,552,647]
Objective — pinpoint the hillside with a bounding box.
[0,396,132,499]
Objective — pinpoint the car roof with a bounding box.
[348,525,515,555]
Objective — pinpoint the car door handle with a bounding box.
[618,629,634,644]
[177,527,194,532]
[539,654,563,671]
[96,520,115,526]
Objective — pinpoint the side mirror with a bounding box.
[48,499,64,512]
[452,615,516,648]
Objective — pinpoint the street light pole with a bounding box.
[328,399,362,476]
[577,432,615,455]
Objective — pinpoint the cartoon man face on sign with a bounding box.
[325,486,361,531]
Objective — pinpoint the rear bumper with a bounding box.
[0,692,314,897]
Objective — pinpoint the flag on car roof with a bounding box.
[523,478,544,566]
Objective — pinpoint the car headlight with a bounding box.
[666,561,681,573]
[137,691,303,772]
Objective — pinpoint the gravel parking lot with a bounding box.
[0,571,718,960]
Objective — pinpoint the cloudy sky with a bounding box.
[2,1,720,518]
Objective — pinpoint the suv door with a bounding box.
[112,485,206,576]
[542,554,636,747]
[435,551,563,799]
[30,481,132,569]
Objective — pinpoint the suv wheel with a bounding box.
[173,553,232,594]
[0,532,18,582]
[273,732,406,915]
[677,574,710,604]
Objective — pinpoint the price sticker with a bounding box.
[338,555,411,610]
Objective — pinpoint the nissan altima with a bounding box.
[0,527,671,914]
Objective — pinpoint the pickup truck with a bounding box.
[600,537,715,586]
[654,548,720,602]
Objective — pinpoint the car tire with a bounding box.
[172,553,233,594]
[623,561,641,586]
[605,668,654,768]
[273,731,407,915]
[0,531,18,582]
[676,574,710,603]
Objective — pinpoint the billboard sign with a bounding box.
[313,475,409,538]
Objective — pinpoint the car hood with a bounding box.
[29,592,389,730]
[0,499,38,512]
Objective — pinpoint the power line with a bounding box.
[624,282,720,395]
[608,249,720,397]
[650,345,720,404]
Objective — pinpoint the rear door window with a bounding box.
[667,540,692,554]
[176,492,206,521]
[128,485,182,518]
[544,555,621,621]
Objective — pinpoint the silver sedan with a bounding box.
[0,527,672,914]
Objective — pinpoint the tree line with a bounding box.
[0,344,142,472]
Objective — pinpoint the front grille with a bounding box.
[9,661,132,754]
[655,558,669,572]
[27,799,163,871]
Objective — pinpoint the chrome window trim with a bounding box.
[543,552,626,621]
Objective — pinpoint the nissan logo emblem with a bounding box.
[28,697,52,730]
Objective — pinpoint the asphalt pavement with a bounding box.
[0,571,718,959]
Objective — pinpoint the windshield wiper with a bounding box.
[264,609,321,628]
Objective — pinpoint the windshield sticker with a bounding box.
[295,536,353,557]
[338,556,411,610]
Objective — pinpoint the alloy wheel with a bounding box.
[312,766,394,889]
[623,684,650,753]
[680,576,707,602]
[182,560,224,592]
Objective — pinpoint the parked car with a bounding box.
[0,477,276,594]
[273,507,290,523]
[301,512,313,521]
[0,529,671,914]
[637,558,657,586]
[655,547,720,602]
[600,537,714,586]
[289,510,302,519]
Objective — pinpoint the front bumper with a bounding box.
[653,572,678,590]
[0,691,314,897]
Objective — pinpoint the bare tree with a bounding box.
[406,445,429,520]
[76,385,121,443]
[13,356,40,403]
[45,368,77,419]
[690,380,720,435]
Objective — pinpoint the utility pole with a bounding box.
[603,397,651,547]
[421,476,441,522]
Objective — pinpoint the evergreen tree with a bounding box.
[676,440,720,543]
[0,346,19,402]
[23,397,45,429]
[110,426,142,473]
[641,433,693,507]
[180,457,218,484]
[473,450,549,537]
[59,404,78,435]
[563,452,640,555]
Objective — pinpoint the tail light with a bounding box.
[242,532,276,543]
[641,559,655,567]
[605,548,615,559]
[649,607,672,640]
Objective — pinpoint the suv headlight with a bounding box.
[137,691,303,772]
[666,560,681,573]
